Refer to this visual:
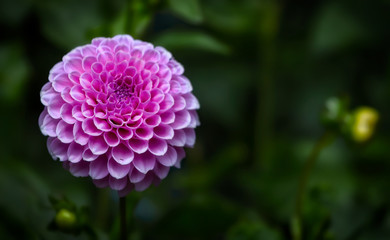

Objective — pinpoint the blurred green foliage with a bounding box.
[1,0,390,239]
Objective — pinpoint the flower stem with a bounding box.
[120,196,127,240]
[292,131,335,240]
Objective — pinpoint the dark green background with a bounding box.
[1,0,390,239]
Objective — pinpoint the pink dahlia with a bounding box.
[39,35,200,196]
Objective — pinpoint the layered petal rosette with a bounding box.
[39,35,200,196]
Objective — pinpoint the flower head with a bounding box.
[39,35,200,196]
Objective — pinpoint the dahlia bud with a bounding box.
[349,107,379,143]
[55,209,77,230]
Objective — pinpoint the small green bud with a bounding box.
[321,97,349,129]
[55,209,77,230]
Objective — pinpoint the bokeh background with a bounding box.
[1,0,390,239]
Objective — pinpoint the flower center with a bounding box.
[108,79,134,105]
[114,85,132,102]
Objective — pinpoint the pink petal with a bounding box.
[52,73,73,92]
[129,167,145,183]
[82,148,98,161]
[82,118,102,136]
[64,57,83,73]
[170,80,182,94]
[113,34,133,44]
[144,102,159,115]
[153,162,170,179]
[40,114,59,137]
[114,44,130,53]
[81,45,97,57]
[174,147,186,168]
[70,85,86,101]
[156,146,177,167]
[172,95,186,111]
[60,103,76,124]
[117,127,133,140]
[150,88,164,103]
[67,142,84,163]
[92,62,103,74]
[80,72,93,89]
[115,51,130,63]
[88,135,109,155]
[170,110,191,129]
[134,126,154,140]
[167,129,186,147]
[81,102,95,117]
[109,175,128,190]
[132,152,156,174]
[184,128,196,147]
[143,49,160,62]
[111,143,134,165]
[183,93,200,110]
[155,46,172,64]
[159,94,174,111]
[97,51,114,64]
[108,157,131,179]
[72,105,86,121]
[148,138,167,156]
[69,161,90,177]
[93,176,109,188]
[104,131,120,147]
[68,71,80,84]
[134,173,154,191]
[89,155,109,179]
[56,120,74,144]
[153,124,174,139]
[157,64,172,82]
[93,117,112,132]
[128,138,148,154]
[40,82,56,106]
[144,115,161,127]
[61,87,75,104]
[48,138,69,161]
[82,56,97,71]
[73,122,89,145]
[47,96,65,119]
[160,111,175,124]
[144,62,159,74]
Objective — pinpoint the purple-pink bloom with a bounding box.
[39,35,200,196]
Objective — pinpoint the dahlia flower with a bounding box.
[39,35,200,196]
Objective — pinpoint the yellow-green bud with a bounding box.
[55,209,76,230]
[351,107,379,143]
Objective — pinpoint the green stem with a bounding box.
[292,131,335,240]
[120,196,127,240]
[255,0,280,170]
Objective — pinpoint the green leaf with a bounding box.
[227,217,283,240]
[310,2,367,54]
[0,43,30,103]
[153,30,230,55]
[167,0,203,24]
[36,0,104,49]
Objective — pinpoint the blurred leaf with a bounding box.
[167,0,203,24]
[154,30,230,55]
[0,43,30,103]
[227,216,283,240]
[36,0,104,49]
[203,0,258,34]
[0,0,31,25]
[310,2,366,54]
